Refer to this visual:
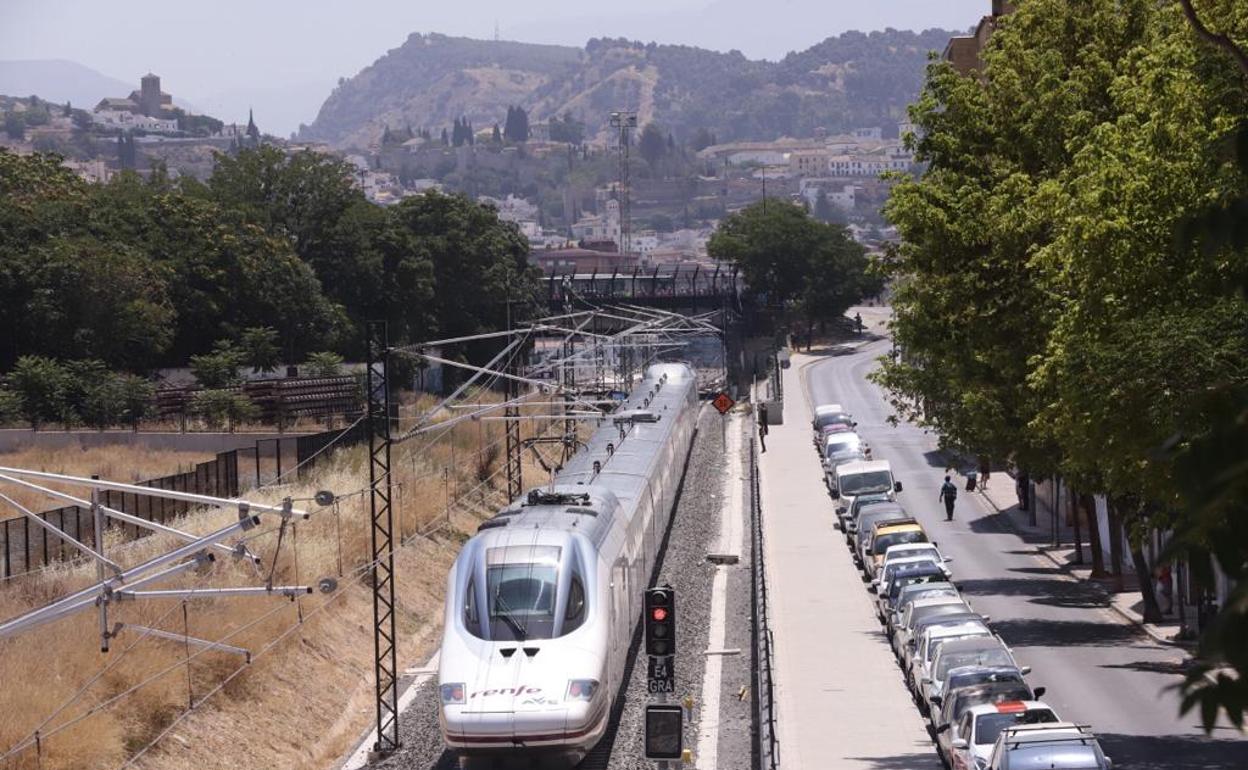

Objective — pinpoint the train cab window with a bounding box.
[563,575,587,634]
[463,578,479,630]
[487,563,558,641]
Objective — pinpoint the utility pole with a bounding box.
[365,320,399,755]
[610,110,637,256]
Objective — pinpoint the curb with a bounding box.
[973,487,1191,649]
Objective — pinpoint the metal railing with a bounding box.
[750,435,780,769]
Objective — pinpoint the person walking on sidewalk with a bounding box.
[758,402,769,453]
[939,475,958,521]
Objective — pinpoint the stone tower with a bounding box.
[140,73,162,116]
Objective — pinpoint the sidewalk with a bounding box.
[974,474,1192,647]
[757,357,938,770]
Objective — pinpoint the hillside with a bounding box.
[0,59,134,109]
[300,29,954,149]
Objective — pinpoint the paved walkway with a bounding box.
[758,358,939,770]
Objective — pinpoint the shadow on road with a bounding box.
[990,617,1142,648]
[1099,659,1192,677]
[843,750,943,769]
[1097,732,1248,769]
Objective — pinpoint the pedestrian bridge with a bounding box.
[541,264,742,312]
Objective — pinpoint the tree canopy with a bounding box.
[0,146,542,373]
[708,201,879,338]
[876,0,1248,727]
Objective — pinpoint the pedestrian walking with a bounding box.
[939,475,958,521]
[758,402,769,453]
[1155,565,1174,615]
[855,312,864,334]
[965,468,978,492]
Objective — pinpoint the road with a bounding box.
[789,305,1247,769]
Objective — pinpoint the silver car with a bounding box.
[985,723,1112,770]
[925,637,1029,716]
[891,596,972,656]
[889,582,961,630]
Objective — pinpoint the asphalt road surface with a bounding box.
[800,306,1247,769]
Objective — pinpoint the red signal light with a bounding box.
[652,607,669,622]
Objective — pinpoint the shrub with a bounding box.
[7,356,70,429]
[303,351,344,378]
[119,375,155,428]
[190,341,245,388]
[0,388,21,424]
[240,326,281,374]
[191,389,257,431]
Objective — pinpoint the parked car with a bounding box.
[846,501,907,548]
[929,665,1031,723]
[908,618,993,693]
[925,637,1027,715]
[811,404,854,445]
[889,581,962,630]
[865,521,931,578]
[837,490,890,530]
[935,681,1042,748]
[850,504,910,556]
[890,596,972,654]
[944,701,1060,770]
[830,458,901,516]
[882,567,953,628]
[984,723,1111,770]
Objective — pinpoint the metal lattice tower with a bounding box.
[504,368,523,500]
[610,110,637,256]
[365,320,400,754]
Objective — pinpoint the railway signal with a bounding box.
[645,585,676,657]
[644,703,684,761]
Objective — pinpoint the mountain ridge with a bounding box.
[300,28,954,149]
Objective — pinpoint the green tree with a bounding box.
[7,356,69,429]
[0,388,21,424]
[303,351,344,377]
[190,341,245,388]
[638,122,667,168]
[118,374,155,428]
[391,190,541,350]
[239,326,281,374]
[191,389,257,431]
[708,200,876,340]
[4,112,25,140]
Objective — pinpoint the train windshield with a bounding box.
[473,545,586,641]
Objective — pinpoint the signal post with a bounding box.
[644,584,686,767]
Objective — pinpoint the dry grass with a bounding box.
[0,444,212,517]
[0,389,579,770]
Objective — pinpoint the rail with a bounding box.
[750,434,780,770]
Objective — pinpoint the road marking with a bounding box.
[340,650,440,770]
[696,413,745,769]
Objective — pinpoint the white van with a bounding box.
[830,459,903,514]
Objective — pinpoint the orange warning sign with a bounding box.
[712,392,735,414]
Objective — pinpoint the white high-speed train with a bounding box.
[437,363,699,761]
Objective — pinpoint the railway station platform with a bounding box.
[757,353,940,770]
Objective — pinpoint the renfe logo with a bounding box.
[471,685,542,698]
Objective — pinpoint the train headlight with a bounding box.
[440,682,466,705]
[565,679,599,701]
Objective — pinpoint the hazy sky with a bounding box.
[0,0,986,135]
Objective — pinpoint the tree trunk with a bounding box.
[1080,493,1107,577]
[1130,543,1165,623]
[1106,497,1125,591]
[1069,485,1083,565]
